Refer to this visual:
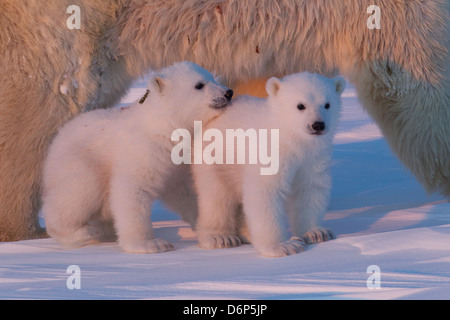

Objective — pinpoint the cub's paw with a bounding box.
[199,234,242,249]
[56,225,101,248]
[121,238,174,254]
[261,237,307,257]
[302,228,335,244]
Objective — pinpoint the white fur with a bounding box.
[42,62,232,253]
[193,72,345,257]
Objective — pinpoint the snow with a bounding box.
[0,78,448,300]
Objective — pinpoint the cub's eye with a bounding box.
[297,103,306,110]
[324,103,330,109]
[195,82,205,90]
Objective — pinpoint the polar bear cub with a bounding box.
[192,72,345,257]
[42,62,233,253]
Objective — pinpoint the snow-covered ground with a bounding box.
[0,79,448,300]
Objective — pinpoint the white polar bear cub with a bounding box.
[193,72,345,257]
[42,61,233,253]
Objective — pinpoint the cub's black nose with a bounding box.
[312,121,325,132]
[224,89,234,101]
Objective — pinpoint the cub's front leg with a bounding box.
[287,167,335,244]
[194,165,242,249]
[242,175,306,257]
[110,173,173,254]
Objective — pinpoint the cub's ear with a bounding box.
[266,77,281,97]
[151,74,166,93]
[334,76,346,95]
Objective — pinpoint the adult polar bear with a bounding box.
[0,0,448,241]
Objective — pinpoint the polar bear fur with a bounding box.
[42,62,232,253]
[0,0,448,241]
[192,73,345,257]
